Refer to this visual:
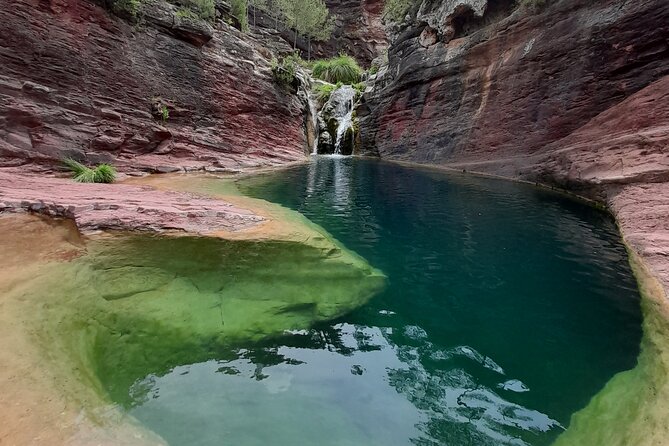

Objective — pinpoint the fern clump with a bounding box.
[63,159,117,184]
[312,55,362,84]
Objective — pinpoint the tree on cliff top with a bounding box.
[302,0,335,59]
[279,0,334,55]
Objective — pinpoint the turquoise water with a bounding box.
[126,158,642,445]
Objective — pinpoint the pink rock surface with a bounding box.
[0,169,263,234]
[609,182,669,292]
[0,0,309,173]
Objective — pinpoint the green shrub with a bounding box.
[63,159,117,184]
[315,80,364,103]
[311,55,362,84]
[175,7,200,20]
[110,0,142,18]
[159,105,169,122]
[353,81,366,97]
[271,55,299,89]
[315,83,336,102]
[382,0,414,23]
[181,0,216,21]
[230,0,249,31]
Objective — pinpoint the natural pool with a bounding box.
[115,157,642,445]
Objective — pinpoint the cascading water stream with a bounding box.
[333,87,356,155]
[308,93,319,155]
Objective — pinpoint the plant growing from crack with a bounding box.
[159,105,169,122]
[271,54,300,90]
[63,159,117,183]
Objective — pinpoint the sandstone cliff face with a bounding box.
[360,0,669,192]
[315,0,388,66]
[359,0,669,294]
[0,0,309,173]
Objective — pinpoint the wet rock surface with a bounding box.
[0,0,309,174]
[317,85,359,155]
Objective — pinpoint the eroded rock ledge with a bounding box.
[0,169,265,234]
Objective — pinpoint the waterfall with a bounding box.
[334,99,354,154]
[332,86,356,155]
[308,93,319,155]
[312,84,357,156]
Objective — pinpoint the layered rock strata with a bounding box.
[0,0,310,173]
[359,0,669,293]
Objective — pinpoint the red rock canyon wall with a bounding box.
[359,0,669,291]
[0,0,309,173]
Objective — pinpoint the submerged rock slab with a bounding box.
[552,251,669,446]
[46,232,385,407]
[0,202,385,445]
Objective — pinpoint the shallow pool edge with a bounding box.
[550,243,669,446]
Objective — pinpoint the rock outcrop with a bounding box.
[360,0,668,188]
[0,168,266,234]
[359,0,669,293]
[315,0,388,66]
[0,0,310,174]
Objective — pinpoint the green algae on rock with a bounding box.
[26,230,384,408]
[553,251,669,446]
[0,181,385,444]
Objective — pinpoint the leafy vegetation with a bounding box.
[175,7,199,20]
[353,81,366,97]
[315,80,365,103]
[249,0,333,54]
[382,0,414,24]
[109,0,142,18]
[182,0,216,21]
[231,0,249,31]
[315,83,337,102]
[312,55,362,84]
[159,105,169,122]
[271,54,299,88]
[107,0,215,22]
[280,0,334,57]
[63,159,117,184]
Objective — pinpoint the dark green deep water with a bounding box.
[126,158,642,445]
